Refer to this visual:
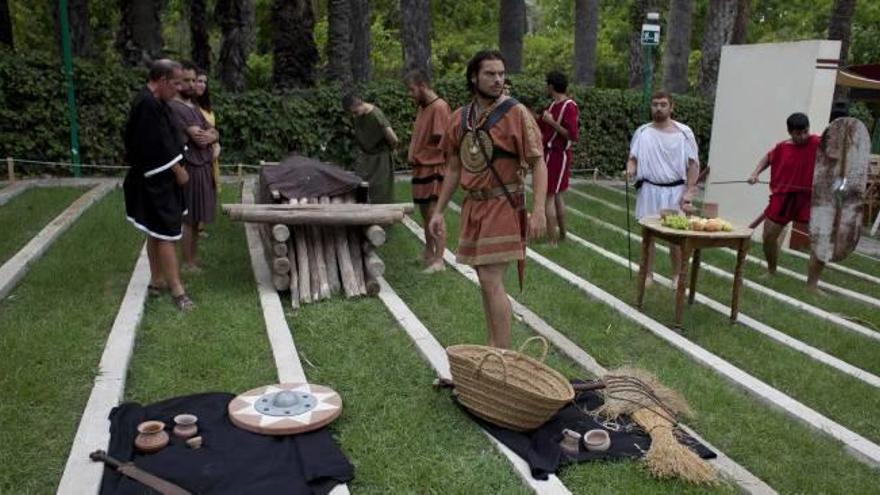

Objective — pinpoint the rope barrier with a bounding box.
[4,157,265,173]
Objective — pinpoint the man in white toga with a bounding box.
[626,91,699,287]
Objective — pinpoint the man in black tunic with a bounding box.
[123,59,195,311]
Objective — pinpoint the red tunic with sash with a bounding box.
[539,98,579,194]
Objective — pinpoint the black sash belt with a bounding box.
[634,178,685,190]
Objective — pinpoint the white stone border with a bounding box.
[242,179,348,495]
[400,215,774,494]
[376,276,571,495]
[57,245,151,494]
[567,185,880,308]
[0,182,114,302]
[0,181,35,206]
[558,197,880,343]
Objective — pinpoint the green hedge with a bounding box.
[0,50,714,177]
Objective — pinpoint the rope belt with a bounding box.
[465,183,523,201]
[634,178,685,190]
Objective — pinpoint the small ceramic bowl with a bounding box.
[134,420,169,453]
[583,429,611,452]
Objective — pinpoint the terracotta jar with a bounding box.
[173,414,199,439]
[134,421,169,453]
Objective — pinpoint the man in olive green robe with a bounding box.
[343,93,399,204]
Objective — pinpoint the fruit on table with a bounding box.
[661,215,733,232]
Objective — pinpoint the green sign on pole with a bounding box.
[59,0,81,177]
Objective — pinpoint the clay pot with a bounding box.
[559,429,581,456]
[135,421,169,453]
[173,414,199,439]
[583,429,611,452]
[186,436,203,449]
[702,202,719,219]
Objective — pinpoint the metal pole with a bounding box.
[59,0,81,177]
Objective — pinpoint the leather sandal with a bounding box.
[172,293,196,312]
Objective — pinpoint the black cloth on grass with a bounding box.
[459,385,715,480]
[100,392,353,495]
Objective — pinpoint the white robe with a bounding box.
[629,121,699,219]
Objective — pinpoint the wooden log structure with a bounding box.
[364,225,386,247]
[331,196,360,298]
[307,197,332,300]
[223,206,407,226]
[271,224,291,243]
[287,238,300,309]
[320,196,341,294]
[290,199,312,304]
[362,242,385,278]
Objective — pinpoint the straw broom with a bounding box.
[577,367,717,485]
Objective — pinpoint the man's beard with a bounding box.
[475,85,500,101]
[652,111,669,123]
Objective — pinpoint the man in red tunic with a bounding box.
[404,69,452,273]
[538,71,579,243]
[748,112,824,291]
[430,50,547,349]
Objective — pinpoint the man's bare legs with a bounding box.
[147,236,185,297]
[420,202,445,272]
[806,253,826,294]
[182,223,201,271]
[761,219,786,276]
[555,193,567,240]
[642,241,682,287]
[476,262,512,348]
[545,194,559,244]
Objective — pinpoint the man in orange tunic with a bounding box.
[404,69,452,273]
[430,50,548,349]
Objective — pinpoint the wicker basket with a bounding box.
[447,336,574,431]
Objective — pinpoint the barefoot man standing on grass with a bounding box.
[429,50,548,349]
[404,69,452,274]
[122,59,194,312]
[626,90,699,288]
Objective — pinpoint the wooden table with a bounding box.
[636,217,753,326]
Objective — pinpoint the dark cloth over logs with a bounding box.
[260,155,363,201]
[100,393,354,495]
[457,383,715,480]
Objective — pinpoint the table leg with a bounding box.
[688,248,701,305]
[674,241,690,327]
[731,239,749,322]
[636,229,652,308]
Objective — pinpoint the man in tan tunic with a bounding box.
[430,50,548,349]
[404,69,452,273]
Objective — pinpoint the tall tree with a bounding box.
[326,0,352,83]
[0,0,13,49]
[697,0,737,99]
[190,0,211,72]
[116,0,163,65]
[661,0,694,94]
[628,0,660,88]
[349,0,370,82]
[827,0,857,63]
[499,0,525,74]
[54,0,92,57]
[216,0,252,91]
[731,0,749,44]
[272,0,318,89]
[573,0,599,86]
[400,0,432,77]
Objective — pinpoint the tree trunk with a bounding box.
[349,0,371,82]
[573,0,599,86]
[54,0,92,57]
[326,0,352,83]
[697,0,737,100]
[827,0,857,63]
[0,0,13,48]
[272,0,319,89]
[216,0,251,91]
[499,0,525,74]
[400,0,432,77]
[116,0,163,65]
[628,0,655,88]
[730,0,749,45]
[190,0,211,71]
[661,0,694,95]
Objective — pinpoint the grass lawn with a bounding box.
[0,191,143,492]
[392,183,880,493]
[0,186,86,265]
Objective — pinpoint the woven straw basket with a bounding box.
[447,336,574,431]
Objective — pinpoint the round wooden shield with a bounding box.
[228,383,342,436]
[459,129,494,174]
[810,117,871,263]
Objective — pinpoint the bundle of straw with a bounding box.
[591,367,717,485]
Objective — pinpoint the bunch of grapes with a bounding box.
[661,215,690,230]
